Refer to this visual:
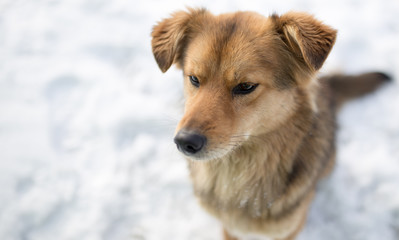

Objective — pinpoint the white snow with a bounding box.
[0,0,398,239]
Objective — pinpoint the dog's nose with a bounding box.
[174,131,207,155]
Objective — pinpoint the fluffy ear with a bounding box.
[272,12,337,71]
[151,8,208,73]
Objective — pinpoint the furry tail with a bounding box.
[323,72,391,109]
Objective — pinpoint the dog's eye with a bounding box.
[189,76,200,88]
[232,83,259,95]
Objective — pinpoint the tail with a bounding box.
[323,72,392,109]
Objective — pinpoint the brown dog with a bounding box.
[151,8,389,240]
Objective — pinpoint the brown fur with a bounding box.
[325,72,391,108]
[151,8,389,240]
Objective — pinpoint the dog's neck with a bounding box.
[187,92,323,219]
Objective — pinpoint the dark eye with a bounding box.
[232,82,259,95]
[189,76,200,87]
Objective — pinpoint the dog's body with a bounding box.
[151,9,389,240]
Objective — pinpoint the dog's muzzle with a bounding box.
[174,130,207,156]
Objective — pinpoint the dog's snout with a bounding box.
[174,131,207,155]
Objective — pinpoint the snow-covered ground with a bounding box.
[0,0,398,239]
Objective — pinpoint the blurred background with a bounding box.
[0,0,398,239]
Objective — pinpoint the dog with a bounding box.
[151,8,390,240]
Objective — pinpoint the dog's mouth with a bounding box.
[173,130,247,161]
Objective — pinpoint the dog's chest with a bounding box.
[189,158,276,216]
[228,230,274,240]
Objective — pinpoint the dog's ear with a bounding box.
[272,12,337,71]
[151,8,208,73]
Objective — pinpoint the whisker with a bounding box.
[230,134,268,144]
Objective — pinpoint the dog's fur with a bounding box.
[151,8,390,240]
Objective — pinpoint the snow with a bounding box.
[0,0,398,239]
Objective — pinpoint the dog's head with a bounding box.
[151,9,336,161]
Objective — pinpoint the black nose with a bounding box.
[174,131,207,155]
